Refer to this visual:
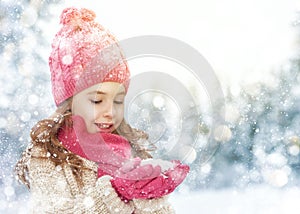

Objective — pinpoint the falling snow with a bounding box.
[1,0,300,213]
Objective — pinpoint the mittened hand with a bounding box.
[115,157,162,180]
[139,161,189,199]
[161,160,190,193]
[111,159,190,200]
[69,115,190,200]
[98,157,160,179]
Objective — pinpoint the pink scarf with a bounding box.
[58,116,131,176]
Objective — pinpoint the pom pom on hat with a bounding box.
[49,7,130,106]
[60,7,96,25]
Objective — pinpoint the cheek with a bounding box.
[71,99,80,115]
[114,105,124,120]
[72,99,92,118]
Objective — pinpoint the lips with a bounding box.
[95,122,114,132]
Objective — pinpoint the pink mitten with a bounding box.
[111,160,190,200]
[115,158,162,180]
[145,160,190,197]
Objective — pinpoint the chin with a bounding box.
[86,127,98,134]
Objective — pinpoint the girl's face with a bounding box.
[72,82,126,133]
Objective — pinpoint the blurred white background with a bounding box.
[54,0,300,90]
[2,0,300,213]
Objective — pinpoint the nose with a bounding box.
[102,101,113,119]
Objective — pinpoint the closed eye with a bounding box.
[114,100,124,104]
[91,100,102,104]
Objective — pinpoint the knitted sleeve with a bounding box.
[132,197,175,214]
[28,157,134,214]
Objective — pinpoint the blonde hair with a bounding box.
[15,99,154,188]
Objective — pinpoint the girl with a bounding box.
[15,7,189,213]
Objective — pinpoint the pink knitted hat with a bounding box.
[49,7,130,106]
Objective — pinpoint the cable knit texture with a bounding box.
[49,7,130,106]
[133,197,175,214]
[27,144,174,213]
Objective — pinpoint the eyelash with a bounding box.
[114,100,123,104]
[91,100,102,104]
[90,100,123,105]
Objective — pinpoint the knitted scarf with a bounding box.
[57,119,131,176]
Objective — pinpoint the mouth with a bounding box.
[95,122,114,132]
